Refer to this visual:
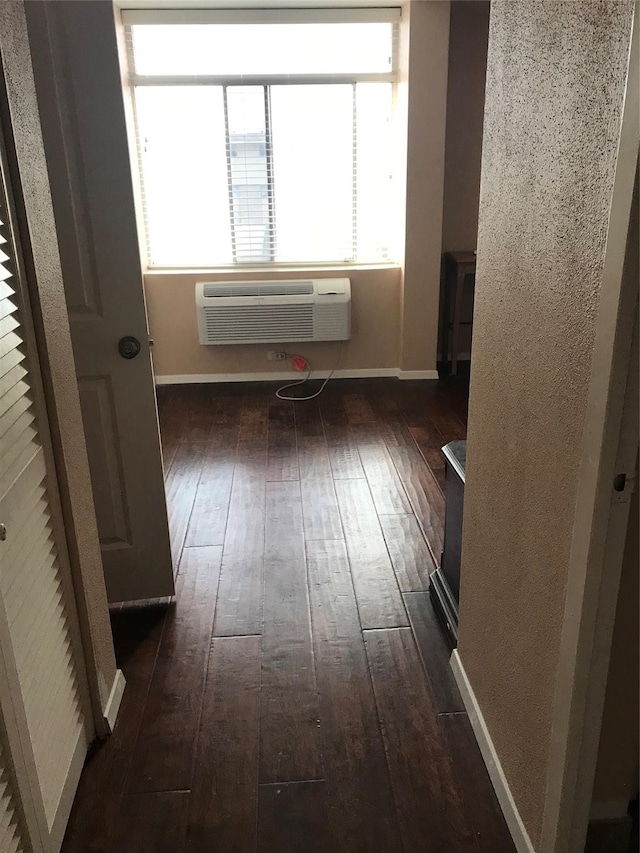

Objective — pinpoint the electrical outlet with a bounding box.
[267,351,287,361]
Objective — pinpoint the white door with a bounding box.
[0,99,92,852]
[25,1,175,602]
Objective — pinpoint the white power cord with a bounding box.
[275,346,344,401]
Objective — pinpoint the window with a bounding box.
[124,9,399,268]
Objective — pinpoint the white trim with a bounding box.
[144,263,401,275]
[103,669,126,734]
[397,369,439,380]
[450,650,536,853]
[117,0,398,8]
[132,72,395,86]
[122,8,401,25]
[155,368,438,385]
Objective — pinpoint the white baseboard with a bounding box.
[155,368,438,385]
[103,669,126,734]
[450,650,536,853]
[397,369,439,380]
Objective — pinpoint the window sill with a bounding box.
[143,262,401,277]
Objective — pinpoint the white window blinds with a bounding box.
[124,11,399,268]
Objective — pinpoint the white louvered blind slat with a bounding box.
[0,348,25,380]
[0,315,18,341]
[0,381,30,437]
[0,297,16,322]
[0,331,22,360]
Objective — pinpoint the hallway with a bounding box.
[62,378,514,852]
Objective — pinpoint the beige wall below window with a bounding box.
[145,268,402,378]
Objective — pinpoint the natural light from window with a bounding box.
[127,16,397,268]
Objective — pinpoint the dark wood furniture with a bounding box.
[440,251,476,376]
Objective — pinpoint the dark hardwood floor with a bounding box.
[61,377,515,853]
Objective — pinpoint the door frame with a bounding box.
[540,10,639,851]
[0,0,119,738]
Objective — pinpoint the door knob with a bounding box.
[118,336,141,359]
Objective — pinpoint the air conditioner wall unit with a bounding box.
[196,278,351,345]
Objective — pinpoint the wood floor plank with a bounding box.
[258,782,329,853]
[214,438,267,636]
[260,480,322,783]
[353,424,413,515]
[400,384,467,440]
[109,792,189,853]
[379,514,435,592]
[423,396,467,442]
[61,603,168,853]
[298,436,343,541]
[164,441,208,567]
[215,394,245,427]
[319,395,366,480]
[364,628,477,852]
[158,390,184,474]
[181,390,219,442]
[408,424,447,492]
[294,399,324,437]
[185,428,238,547]
[370,405,416,450]
[239,392,270,440]
[323,427,365,479]
[307,540,404,852]
[387,443,445,563]
[126,547,222,793]
[343,392,376,424]
[267,398,299,482]
[317,392,349,428]
[439,713,517,853]
[403,591,464,713]
[334,478,408,629]
[187,636,261,853]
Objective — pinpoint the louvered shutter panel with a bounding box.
[0,188,88,844]
[0,739,26,853]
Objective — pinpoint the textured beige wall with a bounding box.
[2,3,117,719]
[442,0,489,254]
[457,2,635,847]
[146,268,400,377]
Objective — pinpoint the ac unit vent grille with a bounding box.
[204,305,314,343]
[203,281,314,298]
[314,304,348,339]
